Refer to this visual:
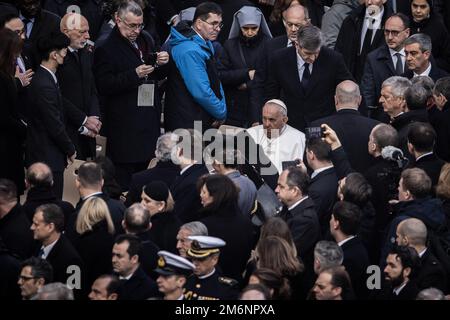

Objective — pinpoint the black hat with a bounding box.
[143,181,169,202]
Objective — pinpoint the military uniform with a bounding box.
[184,270,239,300]
[183,235,239,300]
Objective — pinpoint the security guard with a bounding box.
[184,236,239,300]
[155,251,195,300]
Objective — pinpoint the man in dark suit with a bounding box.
[31,204,84,286]
[252,4,310,123]
[396,218,447,292]
[22,162,74,224]
[16,0,61,68]
[311,80,380,173]
[66,161,125,241]
[403,33,449,81]
[330,201,370,299]
[26,32,76,199]
[17,257,53,300]
[58,13,102,160]
[361,13,410,121]
[275,166,321,271]
[93,1,169,190]
[335,0,392,82]
[122,204,160,280]
[170,129,209,223]
[125,132,180,207]
[112,234,159,300]
[378,245,420,300]
[406,122,445,188]
[0,179,34,260]
[305,138,338,235]
[265,25,353,132]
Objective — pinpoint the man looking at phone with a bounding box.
[247,99,306,174]
[310,80,380,173]
[93,1,170,190]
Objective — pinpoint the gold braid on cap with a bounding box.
[187,247,220,258]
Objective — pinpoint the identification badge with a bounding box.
[137,83,154,107]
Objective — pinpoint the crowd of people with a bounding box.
[1,0,450,300]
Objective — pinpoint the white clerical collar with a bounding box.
[389,47,405,57]
[338,235,356,247]
[40,64,58,85]
[198,268,216,279]
[311,165,334,179]
[416,152,433,162]
[288,196,309,211]
[414,62,432,77]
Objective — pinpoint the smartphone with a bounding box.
[282,160,300,171]
[146,52,158,66]
[305,126,324,140]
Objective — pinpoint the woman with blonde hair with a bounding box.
[74,197,116,287]
[436,163,450,229]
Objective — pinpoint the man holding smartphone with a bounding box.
[93,1,169,190]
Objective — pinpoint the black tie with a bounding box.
[395,52,403,75]
[302,63,311,90]
[361,20,374,55]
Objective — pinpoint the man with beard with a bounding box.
[377,245,420,300]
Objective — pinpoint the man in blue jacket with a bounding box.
[164,2,227,132]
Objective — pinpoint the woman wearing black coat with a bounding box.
[219,6,272,127]
[140,181,181,254]
[0,29,27,195]
[409,0,450,72]
[73,197,116,291]
[197,174,256,285]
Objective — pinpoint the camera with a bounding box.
[305,126,324,140]
[146,52,158,66]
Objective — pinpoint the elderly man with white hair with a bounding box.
[246,99,306,174]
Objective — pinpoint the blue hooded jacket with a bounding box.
[169,26,227,120]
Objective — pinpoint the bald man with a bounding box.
[22,162,74,223]
[396,218,447,292]
[311,80,380,173]
[247,99,306,174]
[58,12,101,160]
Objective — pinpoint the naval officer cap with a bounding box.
[155,251,195,276]
[187,236,226,259]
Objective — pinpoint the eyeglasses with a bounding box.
[18,275,36,281]
[201,19,223,30]
[120,19,144,31]
[383,29,406,37]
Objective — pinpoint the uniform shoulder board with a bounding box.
[218,276,238,287]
